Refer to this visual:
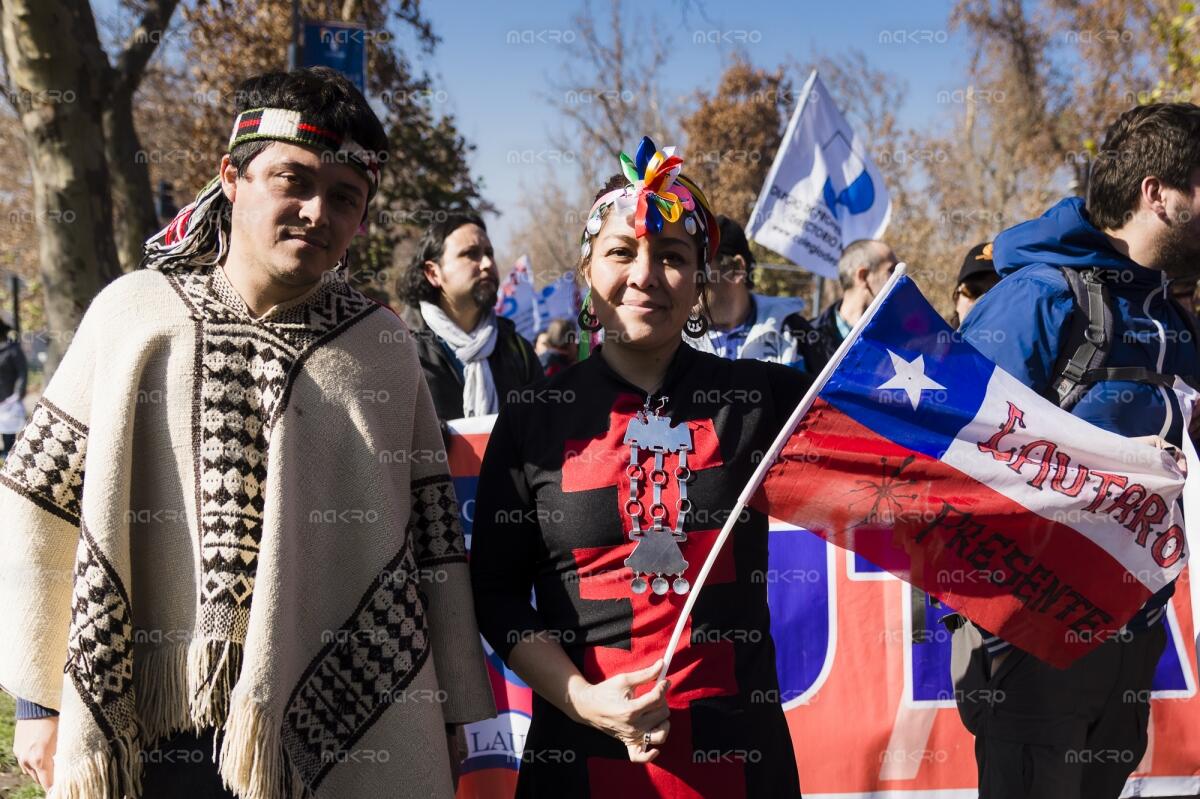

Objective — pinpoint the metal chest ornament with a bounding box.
[622,396,694,596]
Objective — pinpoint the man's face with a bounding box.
[707,254,750,304]
[424,223,499,314]
[1156,167,1200,278]
[865,246,900,295]
[221,142,368,289]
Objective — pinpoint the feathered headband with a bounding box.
[141,107,382,273]
[580,136,720,269]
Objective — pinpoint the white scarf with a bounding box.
[420,301,499,417]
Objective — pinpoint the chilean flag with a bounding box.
[752,269,1189,668]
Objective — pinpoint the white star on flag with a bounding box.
[878,350,946,410]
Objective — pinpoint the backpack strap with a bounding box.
[1049,268,1183,410]
[1079,367,1174,387]
[1048,268,1111,410]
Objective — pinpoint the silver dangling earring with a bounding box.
[683,312,709,338]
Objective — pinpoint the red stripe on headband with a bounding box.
[297,122,342,142]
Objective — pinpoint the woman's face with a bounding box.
[953,285,977,327]
[584,207,702,351]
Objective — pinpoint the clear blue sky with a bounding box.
[93,0,973,268]
[406,0,970,261]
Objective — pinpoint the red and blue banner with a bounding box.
[447,416,533,799]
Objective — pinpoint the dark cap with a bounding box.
[716,215,754,266]
[958,242,996,283]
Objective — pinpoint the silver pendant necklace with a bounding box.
[622,395,693,595]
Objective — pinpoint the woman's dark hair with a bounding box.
[227,66,389,175]
[1087,103,1200,230]
[397,212,488,307]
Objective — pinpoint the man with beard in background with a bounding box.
[399,213,543,420]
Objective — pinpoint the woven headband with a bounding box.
[229,107,382,194]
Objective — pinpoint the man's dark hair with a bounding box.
[1087,103,1200,230]
[228,66,389,175]
[398,212,488,307]
[544,317,575,349]
[713,252,754,290]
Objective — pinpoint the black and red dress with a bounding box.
[470,342,810,798]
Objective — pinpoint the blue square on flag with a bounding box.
[821,278,994,460]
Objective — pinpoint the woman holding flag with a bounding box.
[470,137,810,797]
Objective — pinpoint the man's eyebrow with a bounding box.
[333,179,366,199]
[275,160,366,199]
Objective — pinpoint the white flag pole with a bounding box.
[658,263,910,680]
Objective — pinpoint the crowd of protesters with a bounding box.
[0,63,1197,799]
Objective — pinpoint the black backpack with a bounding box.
[1046,268,1197,411]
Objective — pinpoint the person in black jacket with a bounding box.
[398,212,542,420]
[0,316,27,457]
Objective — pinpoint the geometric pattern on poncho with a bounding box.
[410,475,468,566]
[281,536,430,788]
[168,268,377,643]
[0,398,87,525]
[65,523,136,744]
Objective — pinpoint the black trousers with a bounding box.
[949,617,1166,799]
[141,729,237,799]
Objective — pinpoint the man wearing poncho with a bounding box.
[0,66,494,798]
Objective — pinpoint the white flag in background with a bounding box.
[747,71,891,279]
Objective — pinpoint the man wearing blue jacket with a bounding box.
[953,102,1200,799]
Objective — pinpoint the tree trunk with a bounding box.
[104,0,181,272]
[1,0,121,374]
[104,89,160,272]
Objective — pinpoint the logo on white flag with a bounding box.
[820,132,876,216]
